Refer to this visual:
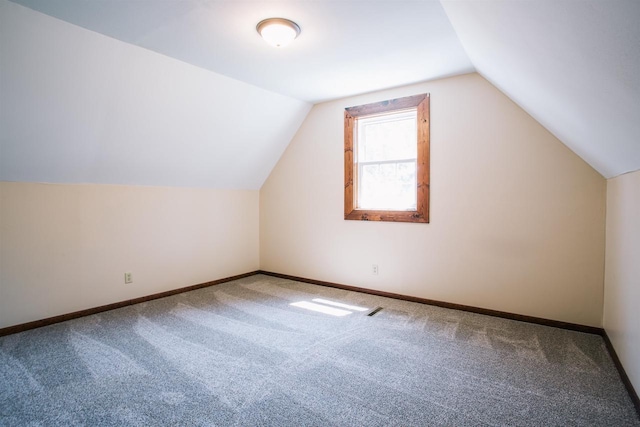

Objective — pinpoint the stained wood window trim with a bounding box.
[344,93,430,223]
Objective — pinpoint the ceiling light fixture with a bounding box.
[256,18,301,48]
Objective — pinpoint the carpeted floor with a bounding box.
[1,274,638,426]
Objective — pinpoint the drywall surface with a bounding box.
[441,0,640,179]
[0,182,259,329]
[604,170,640,392]
[0,0,311,190]
[10,0,474,103]
[260,73,606,327]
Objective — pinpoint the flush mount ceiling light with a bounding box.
[256,18,301,48]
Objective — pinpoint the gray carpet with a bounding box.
[1,274,638,426]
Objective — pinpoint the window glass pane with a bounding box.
[358,161,416,210]
[357,110,417,162]
[355,108,417,211]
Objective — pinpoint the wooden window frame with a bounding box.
[344,93,430,223]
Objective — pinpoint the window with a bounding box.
[344,93,430,223]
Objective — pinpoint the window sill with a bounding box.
[344,208,428,223]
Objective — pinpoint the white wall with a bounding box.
[604,170,640,393]
[0,182,259,329]
[260,73,606,327]
[0,0,611,332]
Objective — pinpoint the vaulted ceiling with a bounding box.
[2,0,639,188]
[7,0,475,103]
[441,0,640,179]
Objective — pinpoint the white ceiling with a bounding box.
[1,0,311,189]
[441,0,640,178]
[9,0,475,103]
[4,0,640,182]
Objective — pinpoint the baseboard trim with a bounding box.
[602,331,640,417]
[0,271,260,337]
[2,270,601,336]
[258,270,602,334]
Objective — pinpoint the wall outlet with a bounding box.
[124,272,133,284]
[372,264,379,275]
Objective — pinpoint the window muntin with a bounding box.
[344,93,429,223]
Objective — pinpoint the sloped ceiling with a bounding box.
[0,0,311,189]
[2,0,639,187]
[441,0,640,178]
[1,0,473,189]
[8,0,474,103]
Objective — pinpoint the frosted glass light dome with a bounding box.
[257,18,301,48]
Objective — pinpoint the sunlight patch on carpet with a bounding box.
[290,301,352,316]
[311,298,369,312]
